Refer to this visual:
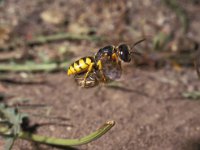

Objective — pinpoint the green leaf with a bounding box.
[18,120,115,146]
[0,103,28,149]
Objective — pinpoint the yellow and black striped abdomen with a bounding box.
[67,57,94,75]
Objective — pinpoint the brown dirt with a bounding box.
[1,1,200,150]
[4,68,200,150]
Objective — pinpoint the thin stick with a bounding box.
[0,61,71,72]
[0,33,104,51]
[163,0,189,33]
[0,120,115,146]
[194,61,200,79]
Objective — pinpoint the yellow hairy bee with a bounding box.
[67,39,145,87]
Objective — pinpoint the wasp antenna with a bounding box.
[130,51,142,56]
[131,38,146,50]
[130,38,146,56]
[134,38,146,46]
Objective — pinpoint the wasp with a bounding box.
[67,39,145,87]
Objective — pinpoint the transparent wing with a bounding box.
[101,60,122,81]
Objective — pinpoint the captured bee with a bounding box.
[73,71,100,88]
[67,39,145,87]
[72,59,122,88]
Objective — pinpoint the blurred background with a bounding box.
[0,0,200,150]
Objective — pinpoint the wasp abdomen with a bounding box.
[67,57,94,75]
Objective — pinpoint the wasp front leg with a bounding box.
[83,63,95,87]
[112,53,119,64]
[97,60,107,82]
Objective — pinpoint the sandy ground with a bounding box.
[4,67,199,150]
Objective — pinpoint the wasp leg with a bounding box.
[83,63,95,87]
[112,52,122,68]
[97,60,106,82]
[112,53,119,64]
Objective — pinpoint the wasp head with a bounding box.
[117,39,145,63]
[117,44,131,62]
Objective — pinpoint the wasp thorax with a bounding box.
[118,44,131,62]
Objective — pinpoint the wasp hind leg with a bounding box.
[83,63,95,87]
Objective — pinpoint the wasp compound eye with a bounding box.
[118,44,131,62]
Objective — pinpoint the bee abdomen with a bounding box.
[67,57,94,75]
